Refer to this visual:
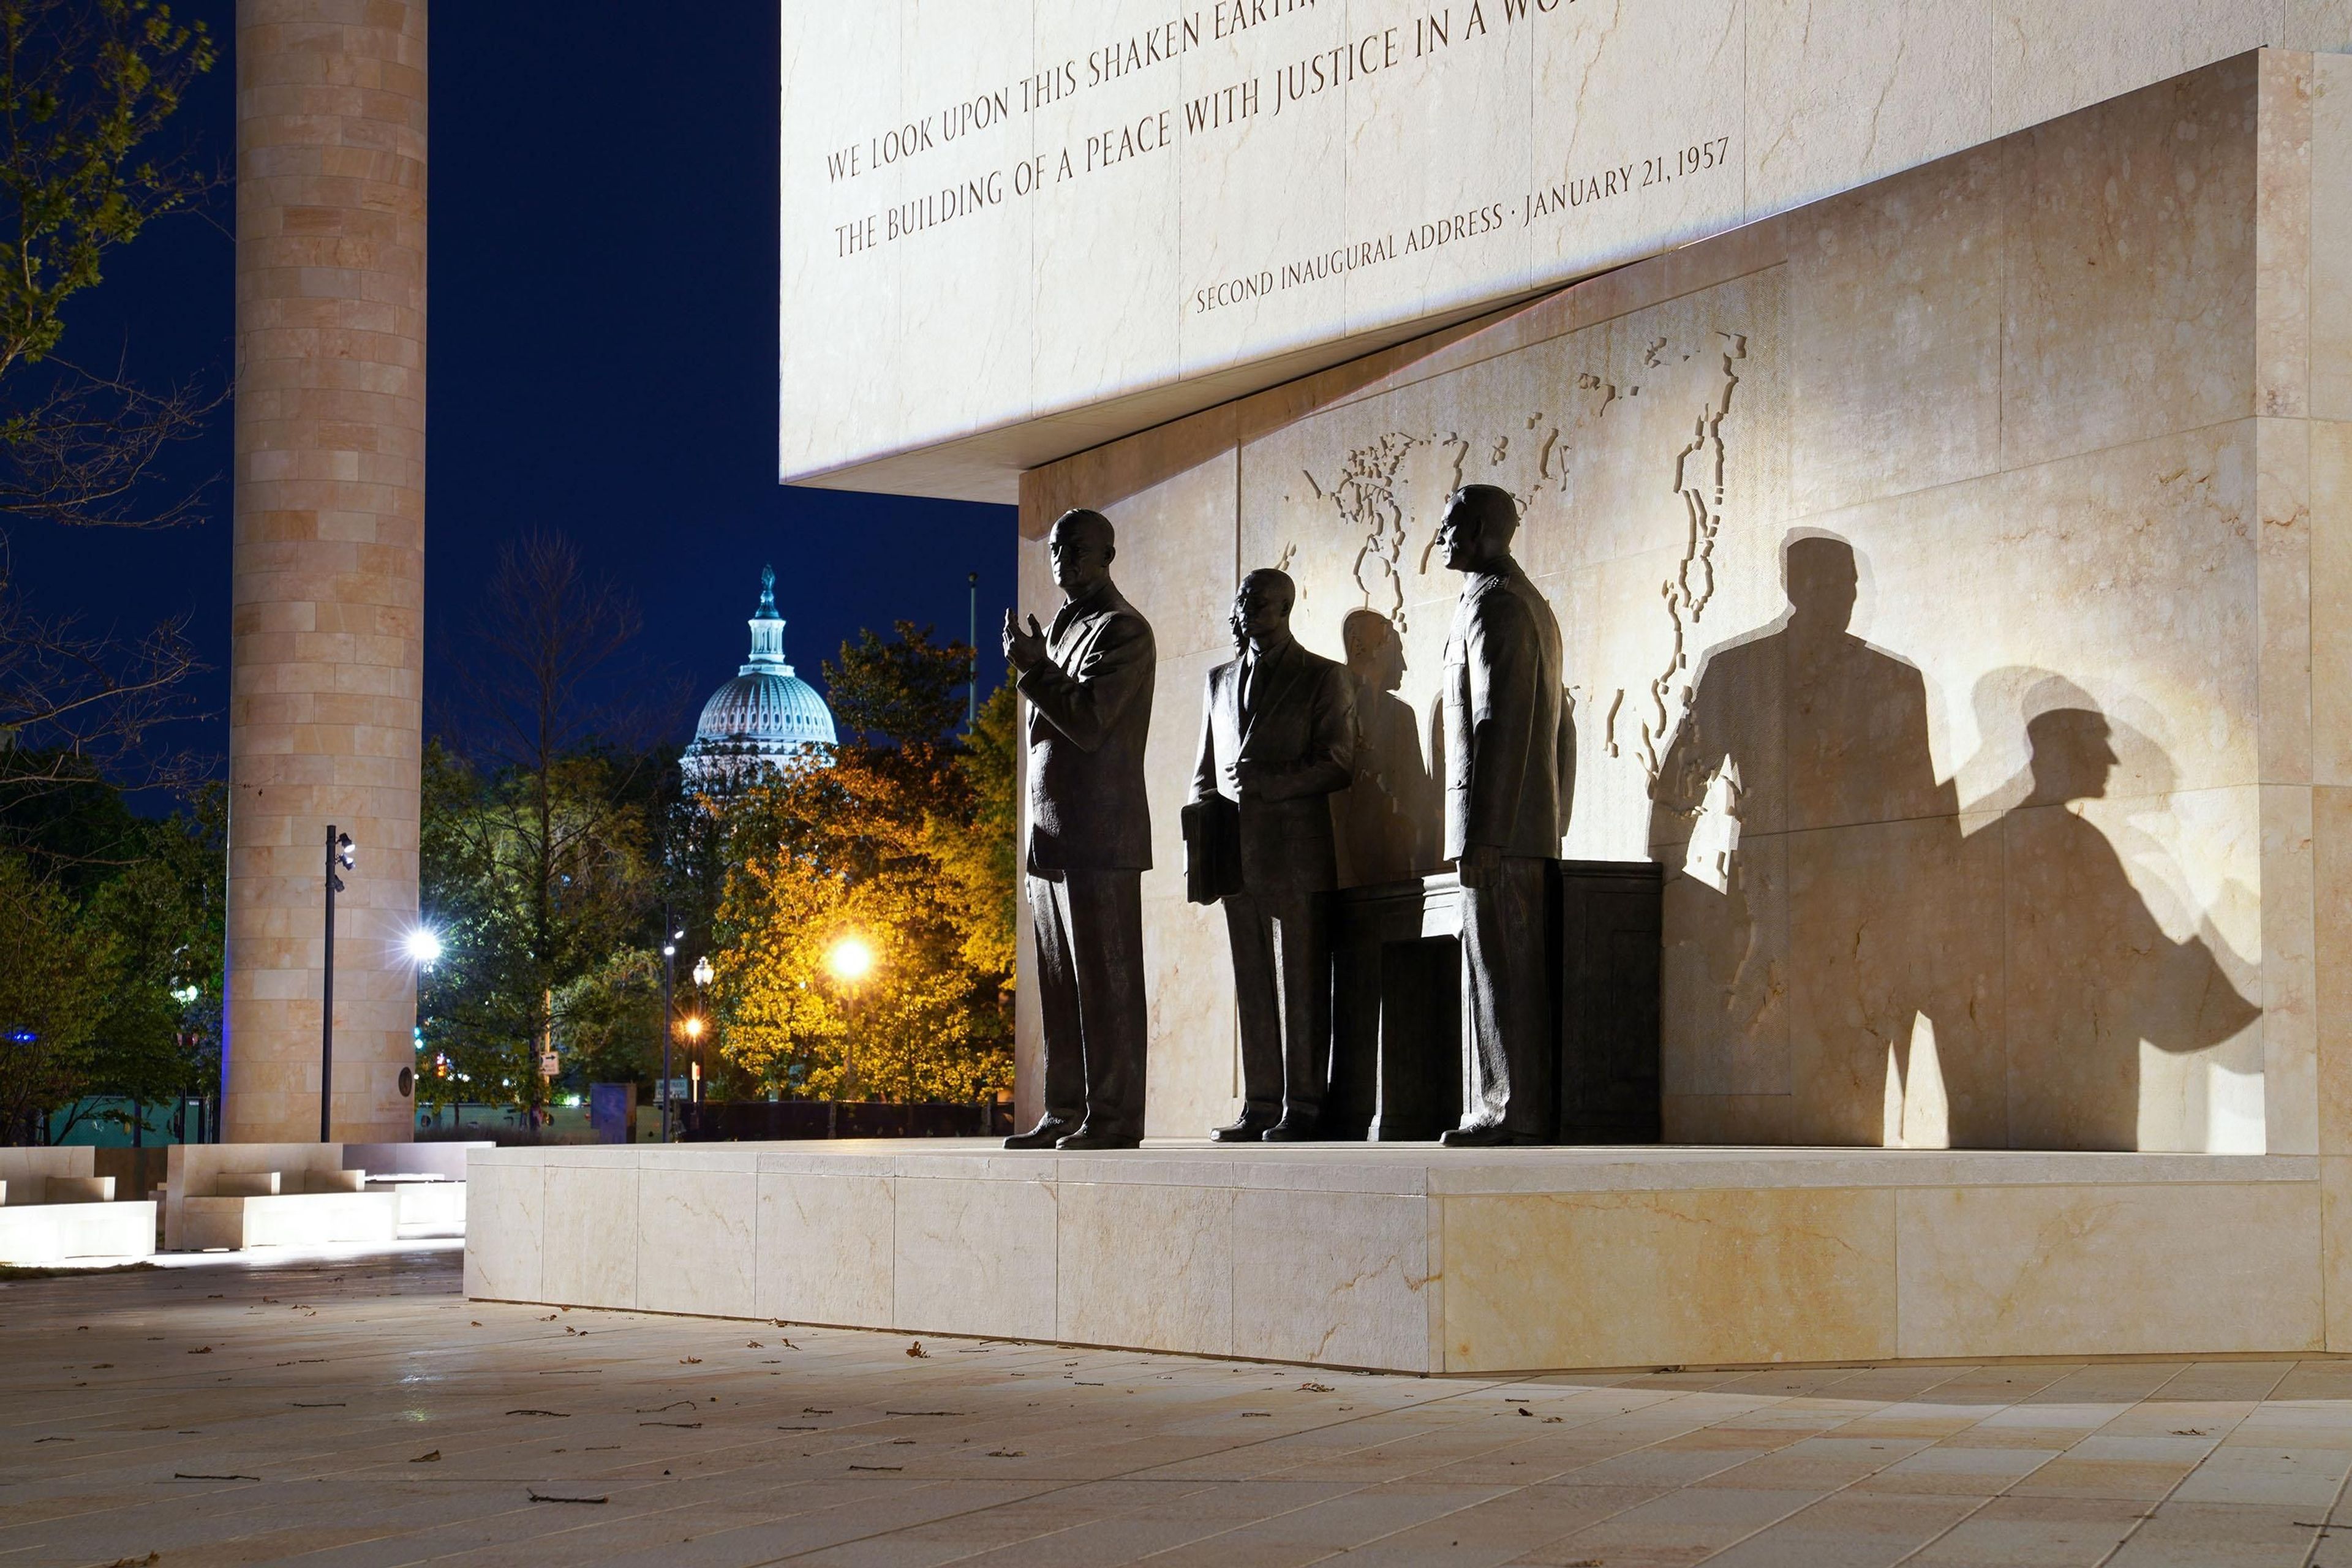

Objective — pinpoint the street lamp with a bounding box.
[689,955,714,1107]
[827,935,876,1136]
[658,925,683,1141]
[404,925,443,967]
[320,827,355,1143]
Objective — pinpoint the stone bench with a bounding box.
[165,1153,400,1251]
[0,1154,156,1267]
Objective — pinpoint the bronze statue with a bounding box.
[1436,485,1571,1146]
[1003,508,1156,1151]
[1188,569,1355,1140]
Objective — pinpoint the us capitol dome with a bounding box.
[683,565,837,785]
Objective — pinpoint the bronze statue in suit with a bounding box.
[1437,485,1572,1147]
[1189,569,1354,1140]
[1003,508,1157,1151]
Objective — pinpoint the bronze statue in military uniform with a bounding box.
[1436,486,1572,1147]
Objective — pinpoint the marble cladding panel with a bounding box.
[2316,56,2352,423]
[1141,884,1240,1140]
[540,1166,638,1310]
[1439,1188,1898,1371]
[1142,646,1226,894]
[2322,785,2352,1158]
[1173,1,1351,377]
[1892,1182,2324,1359]
[1057,1180,1233,1355]
[893,1174,1058,1341]
[1744,0,1996,221]
[1337,1,1538,338]
[1787,138,2005,517]
[2326,1156,2352,1349]
[1028,0,1185,413]
[461,1160,541,1302]
[1525,0,1748,282]
[1103,450,1239,665]
[636,1168,757,1319]
[2313,423,2352,787]
[1999,55,2258,472]
[1231,1188,1434,1371]
[2257,53,2313,423]
[1989,2,2305,131]
[2261,782,2319,1156]
[2259,417,2316,788]
[779,3,907,474]
[888,0,1038,452]
[755,1172,895,1326]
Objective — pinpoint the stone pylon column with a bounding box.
[225,0,427,1143]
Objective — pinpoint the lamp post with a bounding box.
[826,934,876,1138]
[659,926,681,1141]
[320,826,355,1142]
[690,955,714,1104]
[967,571,978,731]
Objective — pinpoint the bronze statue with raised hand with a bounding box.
[1003,508,1157,1152]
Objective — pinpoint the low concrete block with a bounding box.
[0,1201,156,1267]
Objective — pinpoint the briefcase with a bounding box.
[1181,795,1243,905]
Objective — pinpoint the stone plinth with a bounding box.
[1017,51,2352,1160]
[226,0,428,1142]
[467,1140,2323,1373]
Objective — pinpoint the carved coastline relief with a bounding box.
[1289,319,1749,832]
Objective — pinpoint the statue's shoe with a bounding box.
[1055,1126,1142,1151]
[1004,1118,1075,1150]
[1438,1122,1542,1148]
[1211,1114,1278,1142]
[1260,1118,1321,1142]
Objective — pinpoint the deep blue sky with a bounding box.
[23,1,1012,791]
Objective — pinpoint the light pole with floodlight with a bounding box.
[320,826,355,1142]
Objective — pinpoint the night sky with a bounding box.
[21,2,1012,793]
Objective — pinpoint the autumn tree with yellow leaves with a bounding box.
[706,625,1015,1103]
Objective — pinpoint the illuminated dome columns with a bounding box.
[224,0,427,1142]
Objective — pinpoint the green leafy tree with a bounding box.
[0,846,116,1141]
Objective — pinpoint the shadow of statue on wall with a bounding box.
[1333,608,1442,885]
[1649,532,2259,1151]
[1964,693,2261,1150]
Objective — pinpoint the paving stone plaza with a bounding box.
[8,1244,2352,1567]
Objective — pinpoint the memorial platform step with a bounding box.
[463,1141,2324,1375]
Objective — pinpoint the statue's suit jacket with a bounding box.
[1018,581,1156,873]
[1441,560,1572,860]
[1191,638,1355,894]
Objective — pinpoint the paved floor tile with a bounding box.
[4,1247,2352,1566]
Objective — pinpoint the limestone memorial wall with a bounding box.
[1014,51,2351,1154]
[780,6,2352,1156]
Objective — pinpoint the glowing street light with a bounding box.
[827,935,875,985]
[404,925,444,967]
[682,1014,706,1043]
[692,955,714,989]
